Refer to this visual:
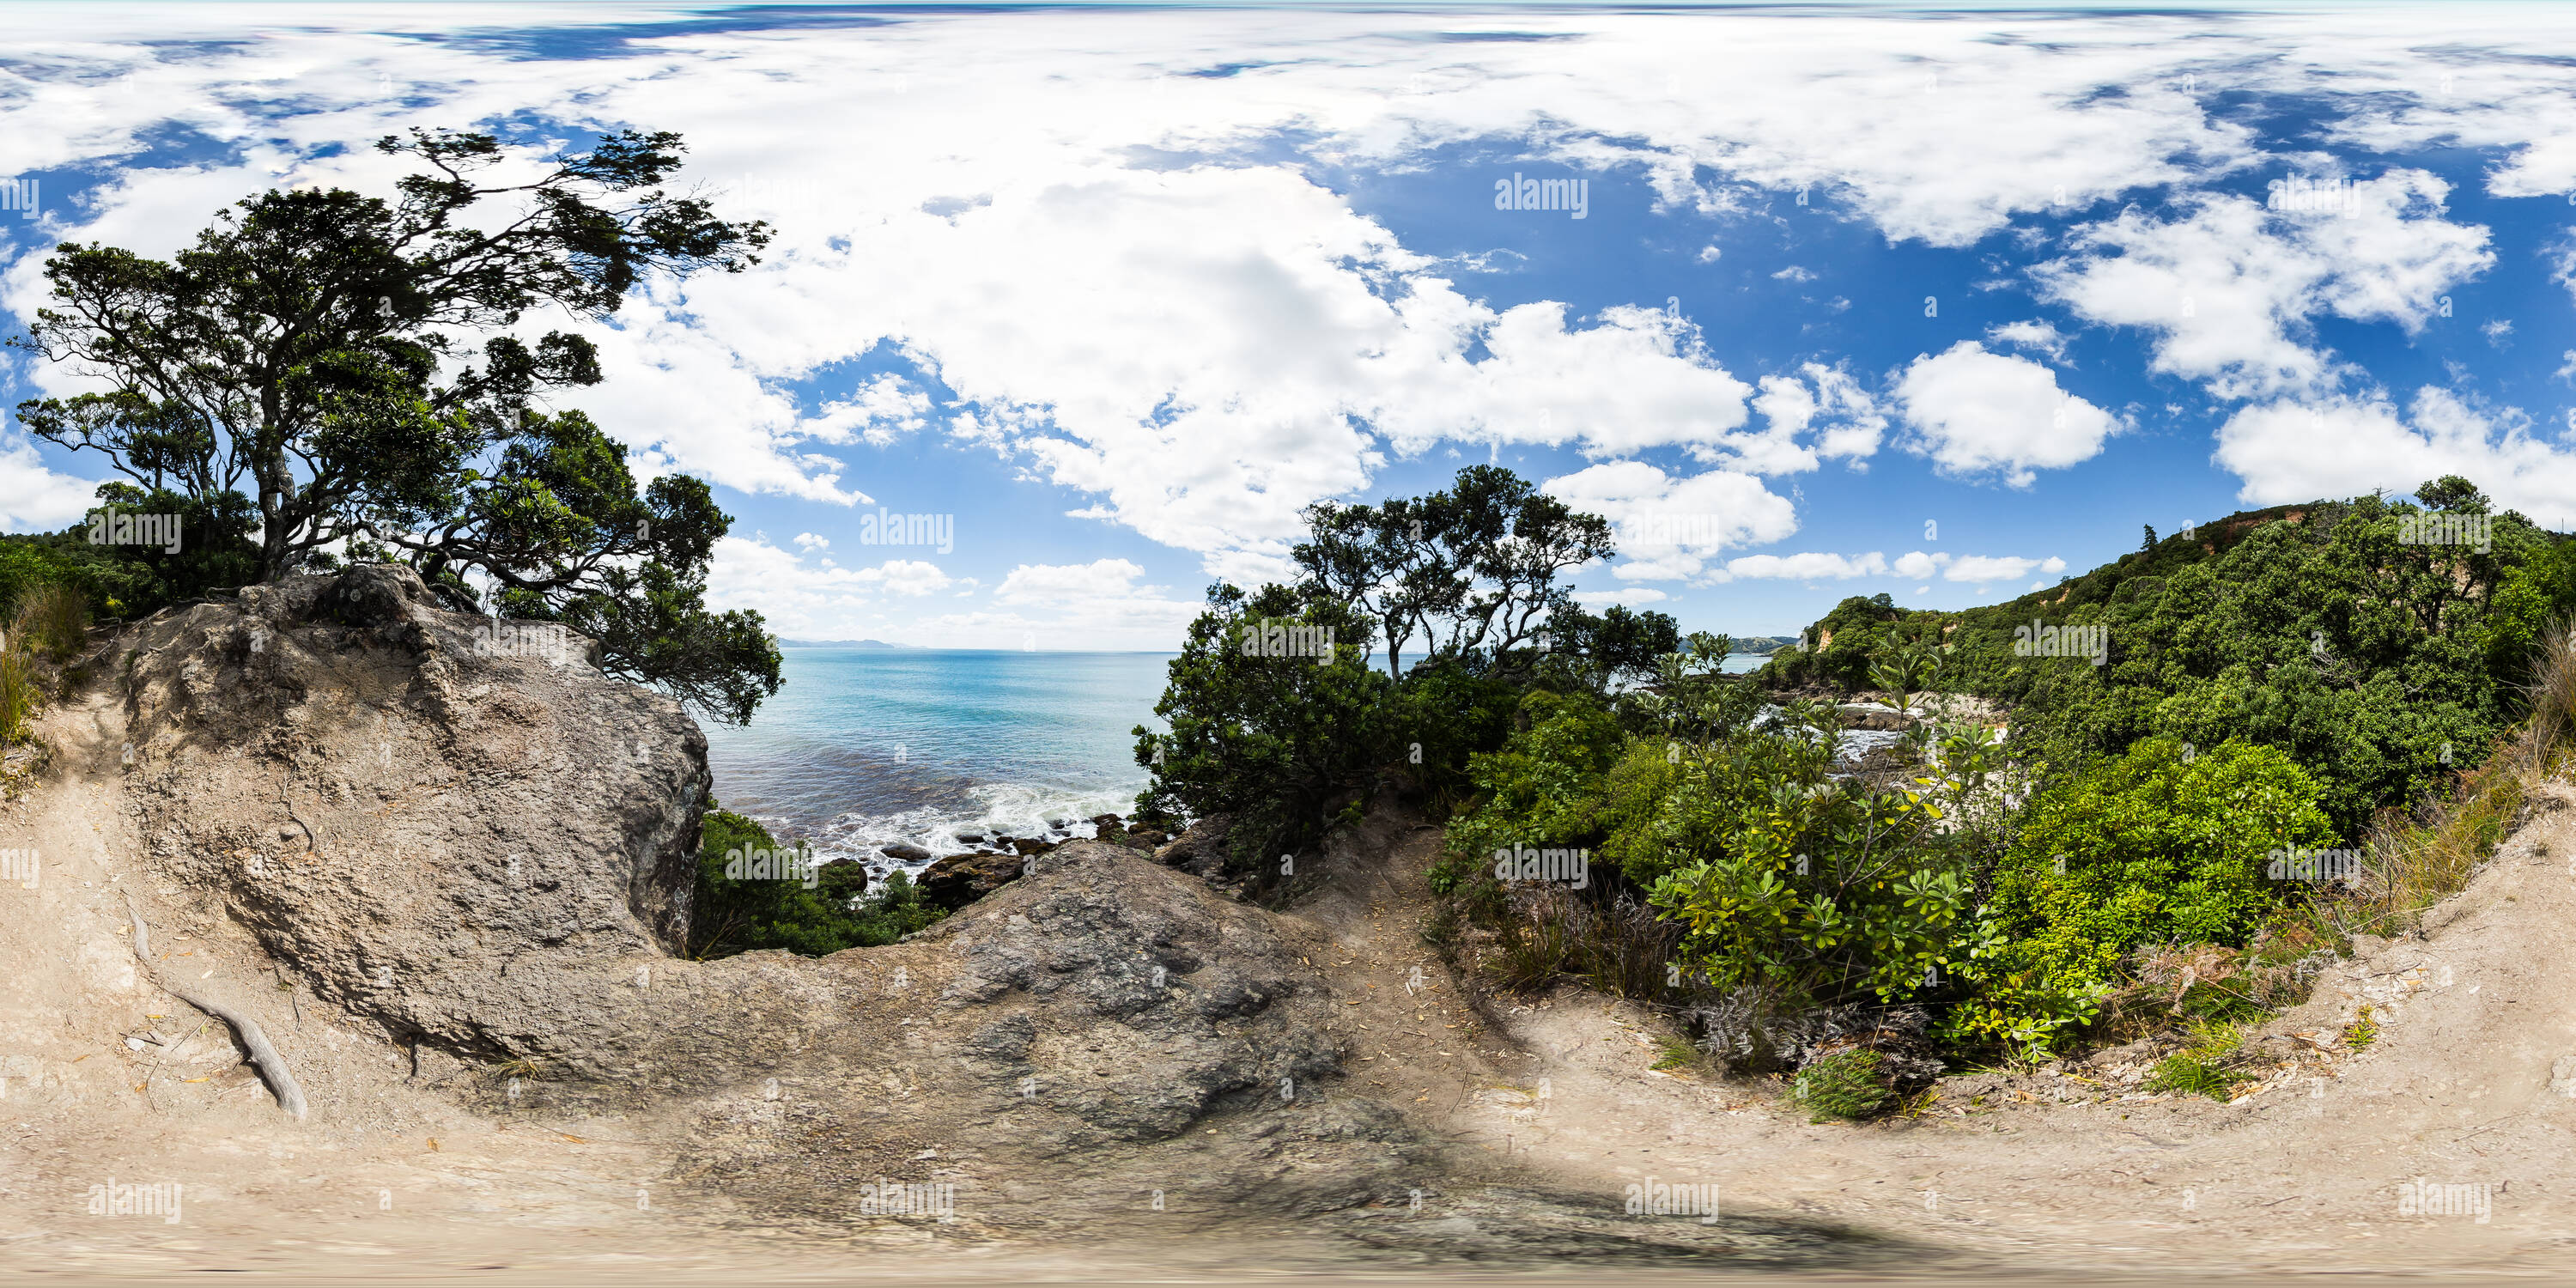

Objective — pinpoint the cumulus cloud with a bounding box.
[802,373,936,448]
[1543,462,1798,582]
[1720,551,1890,580]
[2032,171,2492,400]
[1710,549,2063,585]
[2214,387,2576,528]
[1946,554,2068,584]
[1741,363,1886,471]
[706,537,957,635]
[994,558,1154,605]
[0,438,101,532]
[1985,319,2069,362]
[1574,587,1670,606]
[1893,342,2122,486]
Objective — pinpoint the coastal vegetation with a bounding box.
[1,125,782,725]
[1135,466,2576,1105]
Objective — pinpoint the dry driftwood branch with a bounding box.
[123,893,309,1120]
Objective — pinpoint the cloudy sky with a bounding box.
[1,2,2570,647]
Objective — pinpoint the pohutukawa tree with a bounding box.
[11,127,783,722]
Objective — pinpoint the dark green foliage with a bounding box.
[687,808,943,958]
[1775,492,2576,837]
[1792,1049,1894,1122]
[1132,583,1390,873]
[10,126,781,723]
[1293,464,1615,680]
[1948,738,2335,1053]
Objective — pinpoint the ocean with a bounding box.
[702,648,1175,878]
[706,647,1776,877]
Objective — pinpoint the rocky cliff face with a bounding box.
[118,564,709,1059]
[100,566,1430,1227]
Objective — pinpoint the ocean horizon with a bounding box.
[708,647,1771,877]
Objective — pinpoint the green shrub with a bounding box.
[13,581,89,664]
[1793,1049,1894,1122]
[2144,1019,2251,1100]
[1130,583,1390,878]
[1952,738,2334,1054]
[687,807,943,958]
[0,644,36,745]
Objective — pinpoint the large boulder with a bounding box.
[118,565,708,1058]
[917,850,1027,909]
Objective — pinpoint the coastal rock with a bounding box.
[116,562,708,1056]
[1835,702,1912,732]
[814,857,869,895]
[918,850,1030,909]
[1153,814,1233,875]
[881,841,935,864]
[1008,835,1058,857]
[85,568,1466,1238]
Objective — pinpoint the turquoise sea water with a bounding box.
[705,648,1774,875]
[702,649,1176,874]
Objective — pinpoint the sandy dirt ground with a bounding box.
[9,677,2576,1284]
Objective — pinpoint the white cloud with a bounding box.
[1721,551,1887,580]
[1574,587,1669,606]
[1543,461,1798,582]
[0,438,101,532]
[995,558,1153,605]
[1771,264,1815,283]
[707,537,956,633]
[1893,341,2122,486]
[2214,387,2576,528]
[1985,319,2068,362]
[1945,554,2067,584]
[793,532,830,551]
[2032,171,2492,401]
[1714,549,2058,585]
[1741,363,1886,472]
[802,373,935,448]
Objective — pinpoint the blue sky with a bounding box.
[2,3,2573,647]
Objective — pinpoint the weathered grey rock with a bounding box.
[118,563,708,1058]
[879,841,934,864]
[918,850,1026,909]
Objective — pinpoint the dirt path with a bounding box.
[1321,778,2576,1278]
[10,664,2576,1280]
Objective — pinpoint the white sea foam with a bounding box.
[759,777,1152,878]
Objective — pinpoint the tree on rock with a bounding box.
[11,127,781,722]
